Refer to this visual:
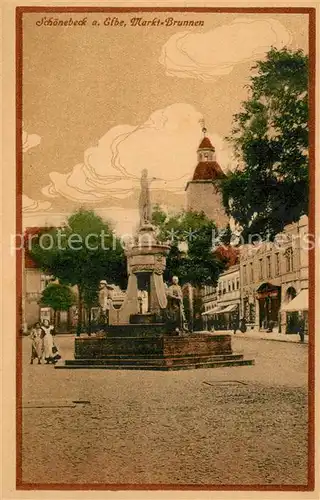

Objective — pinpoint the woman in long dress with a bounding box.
[29,322,44,364]
[41,320,60,364]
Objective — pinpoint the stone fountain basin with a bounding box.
[74,332,233,358]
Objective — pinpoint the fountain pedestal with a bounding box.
[108,223,170,326]
[56,224,254,370]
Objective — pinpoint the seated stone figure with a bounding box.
[166,276,188,334]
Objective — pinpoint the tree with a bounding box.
[40,283,76,328]
[83,284,100,334]
[214,245,239,269]
[220,47,308,241]
[151,207,226,287]
[152,207,240,327]
[29,209,127,335]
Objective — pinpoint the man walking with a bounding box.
[296,312,305,343]
[232,315,239,334]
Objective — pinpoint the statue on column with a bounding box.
[139,169,157,226]
[166,276,188,334]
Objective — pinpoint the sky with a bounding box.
[22,11,309,234]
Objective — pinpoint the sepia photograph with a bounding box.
[14,5,315,492]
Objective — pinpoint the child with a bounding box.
[29,322,44,364]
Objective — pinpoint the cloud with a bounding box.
[42,103,233,203]
[159,18,292,81]
[22,129,41,153]
[22,194,52,213]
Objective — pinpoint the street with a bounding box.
[21,335,308,486]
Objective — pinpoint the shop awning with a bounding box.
[282,289,308,312]
[202,304,239,315]
[202,306,221,316]
[218,304,239,314]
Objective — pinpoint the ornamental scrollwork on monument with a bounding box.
[131,264,166,275]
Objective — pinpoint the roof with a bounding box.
[24,227,52,269]
[192,161,225,181]
[198,136,214,150]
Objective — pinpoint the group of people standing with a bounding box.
[29,319,61,365]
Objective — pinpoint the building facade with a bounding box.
[23,252,75,332]
[239,215,308,332]
[202,265,240,330]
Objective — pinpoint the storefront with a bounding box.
[256,283,281,329]
[282,289,308,335]
[202,303,239,330]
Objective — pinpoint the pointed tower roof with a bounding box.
[192,123,225,181]
[198,136,214,150]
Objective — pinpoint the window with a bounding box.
[243,265,247,285]
[232,280,235,291]
[266,255,272,278]
[259,259,263,280]
[275,253,280,276]
[249,303,255,323]
[228,281,231,292]
[250,262,254,282]
[40,274,53,292]
[236,279,240,290]
[285,247,294,272]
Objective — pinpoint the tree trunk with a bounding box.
[53,309,57,331]
[76,286,83,337]
[88,307,92,336]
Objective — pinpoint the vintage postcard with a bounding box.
[1,2,319,499]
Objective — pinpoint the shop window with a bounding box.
[249,303,255,322]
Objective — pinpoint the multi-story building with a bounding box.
[239,215,308,332]
[23,245,75,332]
[202,264,240,330]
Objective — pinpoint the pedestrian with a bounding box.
[29,322,44,364]
[267,320,274,333]
[240,317,247,333]
[232,315,239,334]
[41,318,55,336]
[41,319,61,364]
[296,313,305,343]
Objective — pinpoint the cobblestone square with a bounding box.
[21,336,308,486]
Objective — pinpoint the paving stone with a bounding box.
[21,335,309,486]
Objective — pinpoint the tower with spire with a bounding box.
[185,121,229,228]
